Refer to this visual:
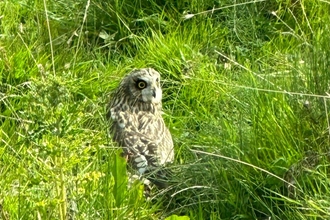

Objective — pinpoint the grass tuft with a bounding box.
[1,0,330,219]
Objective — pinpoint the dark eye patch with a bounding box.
[136,79,147,89]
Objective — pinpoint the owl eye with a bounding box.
[136,80,147,89]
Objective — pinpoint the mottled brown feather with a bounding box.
[107,68,174,181]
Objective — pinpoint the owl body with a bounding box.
[108,68,174,177]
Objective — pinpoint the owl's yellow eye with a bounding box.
[137,80,147,89]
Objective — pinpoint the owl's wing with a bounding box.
[137,112,174,164]
[137,115,175,189]
[110,110,163,174]
[111,110,174,188]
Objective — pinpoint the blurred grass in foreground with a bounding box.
[1,0,330,219]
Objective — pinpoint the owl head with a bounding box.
[121,68,162,104]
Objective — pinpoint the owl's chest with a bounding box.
[114,110,159,132]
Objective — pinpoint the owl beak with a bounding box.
[152,89,156,98]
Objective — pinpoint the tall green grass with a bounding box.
[1,0,330,219]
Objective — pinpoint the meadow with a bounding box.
[1,0,330,219]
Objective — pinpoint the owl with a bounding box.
[107,68,174,187]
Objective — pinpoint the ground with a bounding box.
[1,0,330,219]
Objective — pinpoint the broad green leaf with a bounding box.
[112,150,128,207]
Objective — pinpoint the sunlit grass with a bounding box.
[1,0,330,219]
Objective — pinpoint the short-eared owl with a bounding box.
[107,68,174,186]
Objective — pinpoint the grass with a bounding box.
[1,0,330,219]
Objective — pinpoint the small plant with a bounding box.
[0,0,330,219]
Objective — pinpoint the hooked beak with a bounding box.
[152,89,156,98]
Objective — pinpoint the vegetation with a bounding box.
[1,0,330,219]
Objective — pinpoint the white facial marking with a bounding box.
[140,80,162,103]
